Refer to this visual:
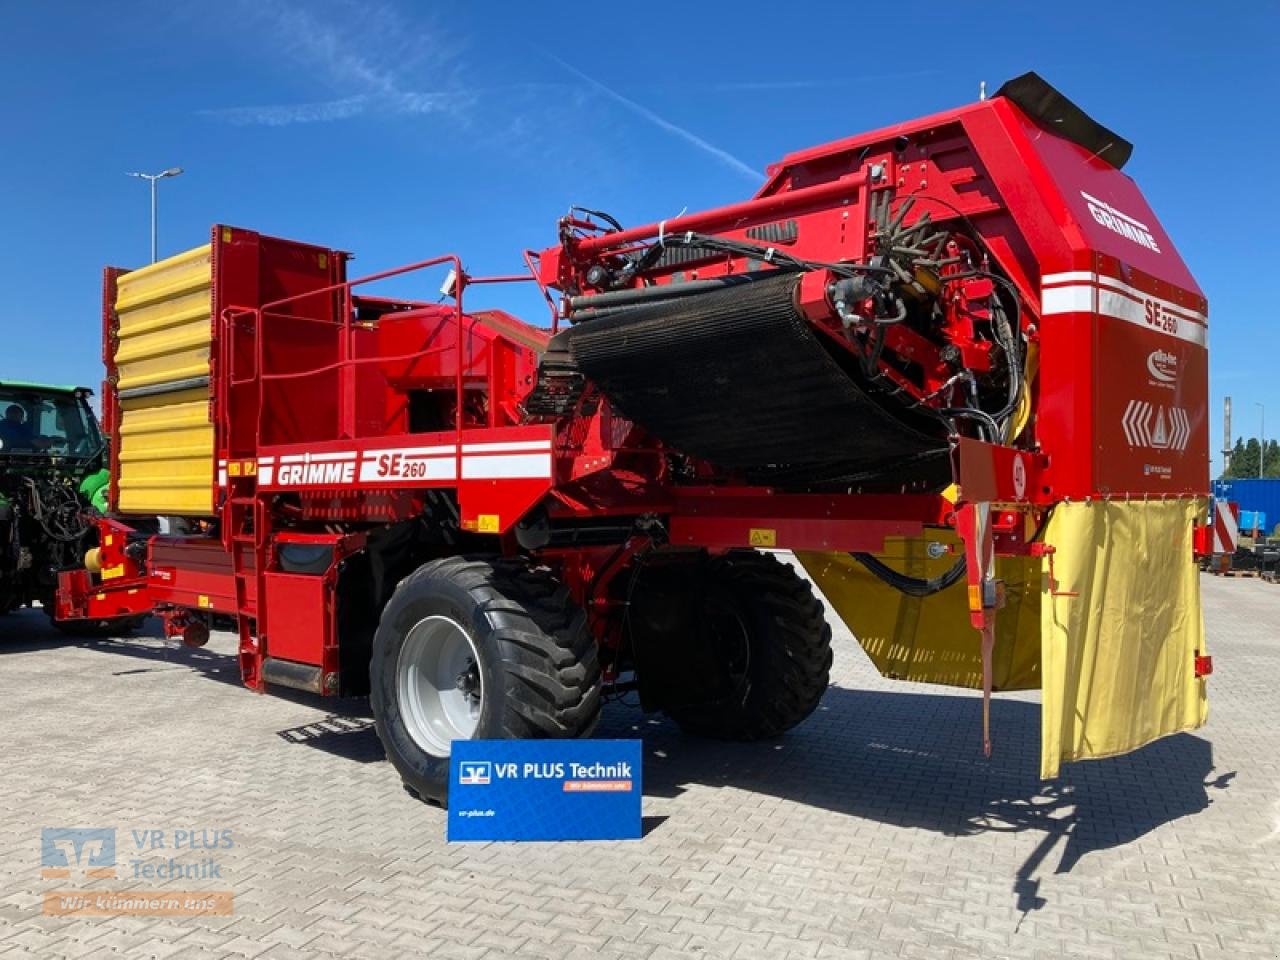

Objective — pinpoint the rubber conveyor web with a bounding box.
[562,272,950,487]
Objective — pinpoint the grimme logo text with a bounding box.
[1081,190,1161,252]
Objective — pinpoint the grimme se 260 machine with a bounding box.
[59,74,1210,803]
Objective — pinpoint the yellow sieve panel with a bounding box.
[112,244,215,515]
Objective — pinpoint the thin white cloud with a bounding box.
[205,0,464,126]
[548,55,763,183]
[203,90,460,127]
[664,69,940,93]
[204,95,371,126]
[254,0,410,95]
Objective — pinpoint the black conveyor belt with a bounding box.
[557,272,950,488]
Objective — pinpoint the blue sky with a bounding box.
[2,1,1276,473]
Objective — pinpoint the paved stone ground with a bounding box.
[0,569,1276,960]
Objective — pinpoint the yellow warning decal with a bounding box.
[476,514,501,534]
[748,528,777,548]
[101,564,125,581]
[197,595,211,609]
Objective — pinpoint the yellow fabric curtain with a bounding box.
[797,497,1208,779]
[1039,499,1209,778]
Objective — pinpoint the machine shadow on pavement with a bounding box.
[2,609,1226,914]
[0,609,241,687]
[608,685,1225,914]
[265,667,1225,913]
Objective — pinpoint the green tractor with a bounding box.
[0,380,112,621]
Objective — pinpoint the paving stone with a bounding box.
[0,571,1275,958]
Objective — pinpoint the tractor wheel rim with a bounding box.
[397,614,484,757]
[706,600,751,688]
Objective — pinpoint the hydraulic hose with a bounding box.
[850,551,967,597]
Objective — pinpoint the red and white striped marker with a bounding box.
[1212,500,1239,556]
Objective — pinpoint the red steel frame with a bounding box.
[61,82,1209,712]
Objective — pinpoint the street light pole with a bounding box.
[1258,402,1266,479]
[126,167,184,263]
[149,176,157,263]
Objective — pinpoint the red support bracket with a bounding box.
[1030,543,1078,598]
[951,437,1051,505]
[955,501,1005,758]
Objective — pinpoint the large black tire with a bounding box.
[666,551,832,740]
[370,556,601,806]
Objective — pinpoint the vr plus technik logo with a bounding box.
[41,828,116,879]
[459,761,491,786]
[40,826,236,917]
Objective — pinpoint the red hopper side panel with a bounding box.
[984,104,1209,499]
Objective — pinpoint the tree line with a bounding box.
[1221,437,1280,479]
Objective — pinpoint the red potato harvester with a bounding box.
[61,74,1211,803]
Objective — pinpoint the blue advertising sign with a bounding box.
[448,739,642,842]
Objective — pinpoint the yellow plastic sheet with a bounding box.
[798,497,1208,779]
[797,535,1042,692]
[116,387,215,515]
[1039,499,1208,778]
[113,244,215,516]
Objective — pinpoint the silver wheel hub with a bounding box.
[397,614,484,756]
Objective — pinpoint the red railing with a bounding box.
[220,255,540,466]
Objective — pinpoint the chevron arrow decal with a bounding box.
[1121,401,1192,452]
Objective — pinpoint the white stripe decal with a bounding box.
[461,453,552,479]
[1041,285,1093,315]
[461,440,553,453]
[1043,272,1206,324]
[259,439,555,485]
[357,456,456,483]
[394,444,456,458]
[1095,289,1207,347]
[1093,276,1206,326]
[1041,271,1097,286]
[278,451,358,464]
[1041,277,1207,348]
